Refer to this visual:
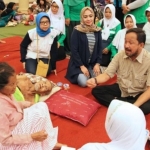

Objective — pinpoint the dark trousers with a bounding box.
[25,58,52,76]
[115,7,124,28]
[57,46,66,61]
[92,83,150,115]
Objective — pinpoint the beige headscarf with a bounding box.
[75,7,101,33]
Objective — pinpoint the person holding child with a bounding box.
[20,12,58,76]
[0,62,64,149]
[65,7,102,87]
[97,4,121,66]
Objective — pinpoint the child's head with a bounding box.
[145,7,150,22]
[0,62,16,96]
[28,7,33,14]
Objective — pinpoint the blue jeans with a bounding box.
[77,66,96,87]
[25,58,52,75]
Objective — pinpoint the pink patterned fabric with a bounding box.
[0,93,58,149]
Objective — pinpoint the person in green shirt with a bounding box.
[97,4,121,66]
[47,0,66,60]
[63,0,90,55]
[122,0,150,28]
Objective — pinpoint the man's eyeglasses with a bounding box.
[40,20,50,25]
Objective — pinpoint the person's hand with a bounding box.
[31,130,48,142]
[53,69,57,76]
[86,78,97,88]
[65,18,70,26]
[93,64,101,77]
[80,66,90,77]
[122,4,130,14]
[22,62,25,69]
[102,48,109,54]
[57,42,60,49]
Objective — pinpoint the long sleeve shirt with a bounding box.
[0,93,32,146]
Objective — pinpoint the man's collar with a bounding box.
[123,49,144,63]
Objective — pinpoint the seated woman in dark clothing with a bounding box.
[65,7,102,87]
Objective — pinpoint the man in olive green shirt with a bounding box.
[86,28,150,115]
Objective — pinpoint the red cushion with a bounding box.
[45,90,101,126]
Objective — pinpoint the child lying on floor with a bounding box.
[14,72,61,103]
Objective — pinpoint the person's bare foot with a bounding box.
[0,40,6,43]
[53,143,67,149]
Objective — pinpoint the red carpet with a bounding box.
[0,36,150,149]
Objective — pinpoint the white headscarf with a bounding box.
[79,100,149,150]
[112,14,137,51]
[47,0,65,34]
[101,4,120,40]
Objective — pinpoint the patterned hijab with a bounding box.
[36,12,51,37]
[75,7,101,33]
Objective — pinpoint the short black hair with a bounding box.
[126,28,146,44]
[0,62,15,90]
[28,7,33,12]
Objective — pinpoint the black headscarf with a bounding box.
[1,2,15,17]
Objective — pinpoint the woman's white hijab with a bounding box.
[79,100,149,150]
[101,4,120,40]
[112,14,137,51]
[47,0,65,34]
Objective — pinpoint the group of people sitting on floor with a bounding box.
[0,0,150,149]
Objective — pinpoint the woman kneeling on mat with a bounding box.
[20,12,59,76]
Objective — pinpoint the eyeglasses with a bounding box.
[40,20,50,25]
[51,5,59,9]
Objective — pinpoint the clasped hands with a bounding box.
[122,4,130,14]
[80,64,100,78]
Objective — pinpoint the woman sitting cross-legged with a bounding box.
[0,62,65,149]
[20,12,59,76]
[65,7,102,87]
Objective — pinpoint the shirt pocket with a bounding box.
[134,75,147,87]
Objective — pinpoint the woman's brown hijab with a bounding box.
[75,7,101,33]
